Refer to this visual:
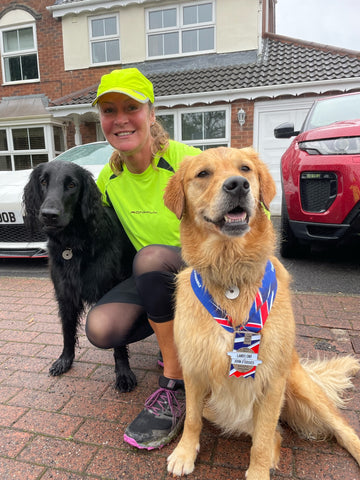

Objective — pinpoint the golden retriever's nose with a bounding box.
[222,176,250,196]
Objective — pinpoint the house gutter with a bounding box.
[47,0,161,18]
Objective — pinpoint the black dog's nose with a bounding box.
[223,176,250,196]
[40,208,60,223]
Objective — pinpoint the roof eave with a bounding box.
[47,77,360,116]
[47,0,161,18]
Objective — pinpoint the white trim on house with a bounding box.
[155,77,360,107]
[47,0,163,18]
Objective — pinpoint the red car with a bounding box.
[274,92,360,257]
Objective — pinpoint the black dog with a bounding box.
[23,160,138,392]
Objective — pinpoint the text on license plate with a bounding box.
[0,210,24,224]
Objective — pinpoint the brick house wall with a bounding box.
[1,2,114,107]
[231,100,254,149]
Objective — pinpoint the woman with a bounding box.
[86,68,200,450]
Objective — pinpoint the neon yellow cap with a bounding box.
[92,68,154,106]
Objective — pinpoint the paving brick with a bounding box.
[0,404,28,427]
[0,429,34,457]
[0,457,44,480]
[8,388,72,411]
[213,436,250,470]
[350,335,360,354]
[86,448,167,479]
[0,341,45,357]
[14,409,84,438]
[73,418,123,447]
[50,376,109,398]
[4,370,56,390]
[19,437,98,471]
[294,450,360,479]
[41,470,101,480]
[61,396,125,422]
[2,355,50,373]
[0,385,21,403]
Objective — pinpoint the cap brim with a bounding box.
[92,88,150,106]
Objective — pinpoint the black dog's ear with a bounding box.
[80,168,103,224]
[23,163,45,232]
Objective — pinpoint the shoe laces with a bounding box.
[145,387,185,426]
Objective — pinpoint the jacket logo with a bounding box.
[130,210,158,214]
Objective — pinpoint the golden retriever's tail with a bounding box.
[299,355,360,409]
[282,352,360,465]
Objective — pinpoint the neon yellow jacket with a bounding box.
[97,140,200,251]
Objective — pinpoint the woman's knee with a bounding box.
[133,245,182,277]
[86,305,116,349]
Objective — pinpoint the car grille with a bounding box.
[0,224,46,243]
[300,172,337,213]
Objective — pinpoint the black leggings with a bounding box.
[85,245,184,349]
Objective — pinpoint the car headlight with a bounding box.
[299,137,360,155]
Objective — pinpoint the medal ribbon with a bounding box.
[190,260,277,379]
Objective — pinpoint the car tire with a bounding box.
[280,195,300,258]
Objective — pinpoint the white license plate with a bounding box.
[0,210,24,224]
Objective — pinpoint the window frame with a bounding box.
[156,105,230,150]
[0,123,66,171]
[0,22,40,84]
[88,13,121,66]
[146,1,215,60]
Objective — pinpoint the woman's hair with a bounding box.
[109,104,170,175]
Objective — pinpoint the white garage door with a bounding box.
[253,98,314,215]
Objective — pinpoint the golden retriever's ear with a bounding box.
[164,167,186,220]
[243,147,276,210]
[259,161,276,210]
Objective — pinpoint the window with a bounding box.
[157,106,230,150]
[89,14,120,65]
[1,25,39,83]
[0,125,65,171]
[147,1,215,58]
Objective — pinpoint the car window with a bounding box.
[56,143,114,165]
[305,94,360,130]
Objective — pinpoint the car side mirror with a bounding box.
[274,122,300,139]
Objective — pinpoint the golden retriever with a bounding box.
[164,147,360,479]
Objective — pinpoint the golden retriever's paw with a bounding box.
[167,446,198,477]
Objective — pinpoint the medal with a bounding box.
[227,347,262,373]
[62,248,73,260]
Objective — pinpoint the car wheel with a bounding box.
[280,195,300,258]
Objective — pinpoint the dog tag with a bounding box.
[62,248,73,260]
[225,285,239,299]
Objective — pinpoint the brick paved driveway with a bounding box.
[0,276,359,479]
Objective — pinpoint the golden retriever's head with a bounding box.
[164,147,276,238]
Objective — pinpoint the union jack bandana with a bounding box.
[190,260,277,379]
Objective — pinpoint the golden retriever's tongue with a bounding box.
[225,211,247,223]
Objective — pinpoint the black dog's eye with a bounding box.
[240,165,250,172]
[196,170,210,178]
[67,181,76,189]
[40,178,47,187]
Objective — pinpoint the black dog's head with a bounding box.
[23,160,102,234]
